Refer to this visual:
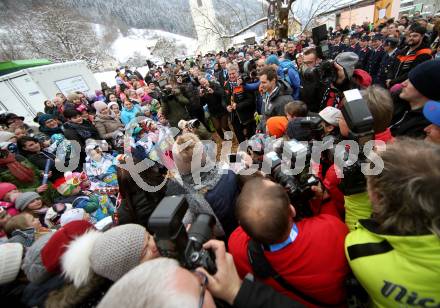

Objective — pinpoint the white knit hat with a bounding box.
[60,208,86,227]
[0,243,24,285]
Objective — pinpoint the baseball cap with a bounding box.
[319,107,342,126]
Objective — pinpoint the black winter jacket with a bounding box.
[259,80,293,132]
[200,81,227,117]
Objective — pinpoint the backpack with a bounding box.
[279,60,296,86]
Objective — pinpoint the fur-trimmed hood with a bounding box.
[61,230,102,288]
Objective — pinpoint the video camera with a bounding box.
[338,90,375,196]
[264,139,320,218]
[148,195,217,274]
[303,60,338,86]
[312,24,330,60]
[299,117,324,141]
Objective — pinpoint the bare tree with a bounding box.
[0,32,25,61]
[151,37,179,63]
[3,2,111,71]
[294,0,346,33]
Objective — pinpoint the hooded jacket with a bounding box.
[120,105,141,125]
[345,219,440,308]
[277,60,300,99]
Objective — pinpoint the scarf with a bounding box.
[40,125,63,137]
[0,153,35,183]
[178,166,225,237]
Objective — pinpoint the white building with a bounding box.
[189,0,224,54]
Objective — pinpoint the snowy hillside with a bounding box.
[110,28,198,63]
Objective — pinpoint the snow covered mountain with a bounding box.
[0,0,266,38]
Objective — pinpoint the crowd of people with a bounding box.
[1,12,440,308]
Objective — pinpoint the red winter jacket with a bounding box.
[228,208,349,307]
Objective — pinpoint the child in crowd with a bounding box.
[14,192,49,225]
[5,212,49,247]
[266,116,289,138]
[0,183,20,215]
[14,127,27,139]
[284,100,308,121]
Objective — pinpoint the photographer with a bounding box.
[173,69,207,128]
[172,133,239,238]
[228,177,349,307]
[199,77,229,140]
[345,139,440,307]
[160,84,191,128]
[224,64,257,143]
[324,86,394,232]
[98,242,305,308]
[302,52,360,112]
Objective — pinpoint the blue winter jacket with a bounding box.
[121,105,141,125]
[278,60,301,100]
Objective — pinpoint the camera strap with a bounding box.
[247,239,340,307]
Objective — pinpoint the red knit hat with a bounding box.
[352,69,372,89]
[41,220,94,273]
[0,183,17,200]
[266,116,288,138]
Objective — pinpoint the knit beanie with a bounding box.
[0,243,23,285]
[60,208,86,227]
[107,102,119,111]
[14,192,41,211]
[93,101,108,114]
[0,131,15,143]
[266,116,288,138]
[266,55,280,66]
[41,220,94,273]
[0,183,17,200]
[37,114,55,127]
[335,52,359,80]
[423,100,440,126]
[22,232,54,284]
[408,60,440,101]
[90,224,146,282]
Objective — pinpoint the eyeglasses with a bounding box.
[193,271,208,308]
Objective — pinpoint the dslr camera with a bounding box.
[264,139,320,218]
[303,60,338,86]
[148,195,217,274]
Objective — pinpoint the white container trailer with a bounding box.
[0,61,99,124]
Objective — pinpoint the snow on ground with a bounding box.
[94,65,150,88]
[110,28,198,63]
[95,27,198,87]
